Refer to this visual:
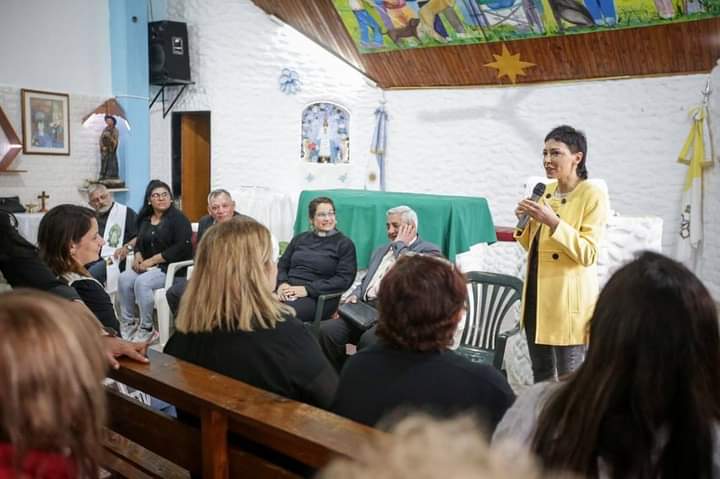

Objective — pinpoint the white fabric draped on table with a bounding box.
[14,212,45,245]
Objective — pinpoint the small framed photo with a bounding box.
[21,89,70,155]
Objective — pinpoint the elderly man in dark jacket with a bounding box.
[318,205,441,371]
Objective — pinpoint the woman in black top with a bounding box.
[276,197,357,322]
[332,255,515,432]
[1,209,80,301]
[37,205,120,333]
[164,218,338,408]
[118,180,192,342]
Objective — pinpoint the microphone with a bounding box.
[516,182,547,233]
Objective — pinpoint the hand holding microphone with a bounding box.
[515,183,560,233]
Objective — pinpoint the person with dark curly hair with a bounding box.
[331,254,514,432]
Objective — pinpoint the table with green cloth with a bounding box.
[293,189,497,269]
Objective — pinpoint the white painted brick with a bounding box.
[0,86,108,208]
[152,0,718,299]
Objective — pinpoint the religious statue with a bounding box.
[317,120,332,163]
[98,115,124,187]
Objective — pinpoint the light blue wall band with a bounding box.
[109,0,150,211]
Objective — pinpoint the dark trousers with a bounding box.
[86,257,128,286]
[87,259,107,284]
[166,277,188,317]
[524,292,586,382]
[318,319,379,372]
[285,296,340,323]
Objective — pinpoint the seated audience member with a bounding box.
[165,188,255,316]
[276,196,357,322]
[0,211,149,369]
[85,183,138,284]
[0,209,79,301]
[38,204,120,333]
[318,414,550,479]
[493,251,720,478]
[332,255,514,430]
[0,290,107,478]
[118,180,192,342]
[319,205,440,371]
[164,219,338,409]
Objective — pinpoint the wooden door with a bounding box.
[180,113,210,222]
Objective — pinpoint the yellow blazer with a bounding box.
[514,181,608,345]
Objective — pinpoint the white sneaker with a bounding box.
[133,327,160,345]
[120,320,139,340]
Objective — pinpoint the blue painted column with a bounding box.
[109,0,150,211]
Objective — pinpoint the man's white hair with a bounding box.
[87,183,109,198]
[386,205,418,230]
[207,188,233,204]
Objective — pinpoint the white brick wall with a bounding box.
[0,86,108,208]
[152,0,383,201]
[0,0,111,209]
[0,0,111,97]
[152,0,718,299]
[700,64,720,300]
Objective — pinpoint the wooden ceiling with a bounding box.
[251,0,720,88]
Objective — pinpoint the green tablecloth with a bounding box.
[294,189,497,268]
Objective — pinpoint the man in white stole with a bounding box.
[101,202,127,293]
[87,184,138,289]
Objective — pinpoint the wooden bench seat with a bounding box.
[104,350,385,478]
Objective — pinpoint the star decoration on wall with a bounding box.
[484,44,535,84]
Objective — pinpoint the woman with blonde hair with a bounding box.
[164,218,338,408]
[0,290,107,478]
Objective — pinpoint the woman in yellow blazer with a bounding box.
[514,125,608,383]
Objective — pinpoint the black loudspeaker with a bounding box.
[149,21,191,85]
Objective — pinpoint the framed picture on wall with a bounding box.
[21,89,70,155]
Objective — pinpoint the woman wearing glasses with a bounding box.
[118,179,192,342]
[276,196,357,322]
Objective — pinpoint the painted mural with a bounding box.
[334,0,716,51]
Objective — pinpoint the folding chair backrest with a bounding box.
[459,272,523,367]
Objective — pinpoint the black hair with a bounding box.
[532,251,720,478]
[545,125,588,179]
[308,196,335,219]
[136,179,174,228]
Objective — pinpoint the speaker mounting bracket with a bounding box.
[149,80,195,118]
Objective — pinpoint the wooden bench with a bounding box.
[103,350,385,478]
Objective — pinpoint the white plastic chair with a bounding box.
[154,259,194,347]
